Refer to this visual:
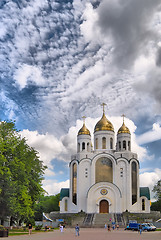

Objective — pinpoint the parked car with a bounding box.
[141,223,152,231]
[125,223,152,231]
[145,223,156,231]
[125,223,139,231]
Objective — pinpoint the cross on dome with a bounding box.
[82,116,86,124]
[101,103,106,113]
[121,114,125,123]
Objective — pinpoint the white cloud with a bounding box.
[43,179,69,195]
[20,129,68,168]
[80,3,100,43]
[136,123,161,145]
[14,64,46,90]
[0,23,7,39]
[140,168,161,200]
[44,168,55,177]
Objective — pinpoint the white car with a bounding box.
[146,223,156,231]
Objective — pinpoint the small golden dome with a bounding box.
[78,123,91,136]
[117,122,130,134]
[94,112,114,132]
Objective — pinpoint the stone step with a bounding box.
[93,213,114,227]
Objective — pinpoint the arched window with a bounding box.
[132,162,137,205]
[110,138,113,149]
[82,142,85,151]
[95,157,113,183]
[78,143,80,152]
[72,163,77,205]
[142,199,145,211]
[119,141,121,150]
[102,137,106,149]
[123,140,126,150]
[65,199,68,211]
[87,142,90,152]
[96,138,98,149]
[128,141,131,151]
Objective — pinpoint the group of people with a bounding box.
[59,223,80,236]
[105,223,119,231]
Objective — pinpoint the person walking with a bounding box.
[60,224,64,233]
[75,224,80,236]
[138,224,142,234]
[28,223,32,235]
[108,224,111,232]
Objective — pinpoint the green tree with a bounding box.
[151,180,161,212]
[152,180,161,200]
[0,120,47,224]
[34,194,60,221]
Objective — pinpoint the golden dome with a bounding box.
[117,122,130,134]
[78,123,91,136]
[94,112,114,132]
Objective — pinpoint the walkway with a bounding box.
[8,228,161,240]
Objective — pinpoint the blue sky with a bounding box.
[1,0,161,199]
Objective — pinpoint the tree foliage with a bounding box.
[0,120,47,223]
[152,180,161,201]
[34,194,60,221]
[151,180,161,212]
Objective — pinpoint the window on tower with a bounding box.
[96,138,98,149]
[123,140,126,150]
[132,161,137,205]
[110,138,113,149]
[142,199,145,211]
[128,141,131,151]
[72,163,77,205]
[82,142,85,150]
[102,137,106,149]
[119,141,121,150]
[78,143,80,152]
[65,199,68,211]
[87,142,90,152]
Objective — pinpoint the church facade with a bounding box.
[60,109,150,214]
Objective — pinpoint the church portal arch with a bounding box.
[99,199,109,213]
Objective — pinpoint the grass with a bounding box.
[9,232,29,236]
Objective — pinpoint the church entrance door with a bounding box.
[99,200,109,213]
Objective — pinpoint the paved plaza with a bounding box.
[8,228,161,240]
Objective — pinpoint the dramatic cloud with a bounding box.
[82,0,161,68]
[1,0,161,195]
[137,123,161,145]
[20,129,68,168]
[42,179,69,195]
[140,168,161,200]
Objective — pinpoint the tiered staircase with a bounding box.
[92,213,114,227]
[114,213,125,227]
[82,214,94,227]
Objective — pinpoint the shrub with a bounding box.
[35,225,42,230]
[0,225,5,230]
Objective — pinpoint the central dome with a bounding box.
[94,113,114,132]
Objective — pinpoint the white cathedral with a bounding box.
[60,106,150,214]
